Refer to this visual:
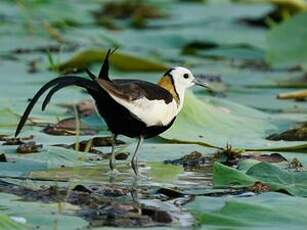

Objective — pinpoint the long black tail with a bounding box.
[14,76,101,137]
[41,76,98,111]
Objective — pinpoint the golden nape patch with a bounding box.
[158,75,179,105]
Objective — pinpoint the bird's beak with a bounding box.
[193,78,210,89]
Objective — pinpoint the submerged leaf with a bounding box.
[187,192,307,228]
[0,193,88,230]
[0,157,47,177]
[148,162,183,183]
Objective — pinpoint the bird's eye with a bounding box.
[183,73,189,79]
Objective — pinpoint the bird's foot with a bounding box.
[131,166,149,182]
[105,168,121,176]
[105,168,131,176]
[105,168,132,183]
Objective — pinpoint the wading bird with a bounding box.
[15,49,209,175]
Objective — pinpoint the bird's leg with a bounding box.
[131,135,144,176]
[109,134,118,172]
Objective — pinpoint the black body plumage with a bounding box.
[15,49,175,139]
[93,83,175,138]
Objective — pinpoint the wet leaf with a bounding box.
[1,0,307,228]
[213,162,255,187]
[213,161,307,196]
[161,92,307,151]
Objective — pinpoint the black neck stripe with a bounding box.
[169,74,180,102]
[164,68,175,77]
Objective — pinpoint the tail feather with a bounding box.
[15,76,100,137]
[84,68,97,80]
[41,83,64,111]
[98,48,117,81]
[41,77,99,111]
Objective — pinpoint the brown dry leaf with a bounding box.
[42,118,96,136]
[91,136,125,146]
[214,145,287,166]
[0,135,8,141]
[277,89,307,101]
[2,135,34,145]
[93,0,164,20]
[69,137,125,153]
[16,142,43,154]
[250,181,271,193]
[52,137,127,160]
[267,123,307,141]
[253,153,287,163]
[164,151,209,170]
[289,158,304,171]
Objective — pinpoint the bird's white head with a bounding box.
[168,67,195,89]
[166,67,210,90]
[159,66,209,111]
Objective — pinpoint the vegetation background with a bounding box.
[0,0,307,229]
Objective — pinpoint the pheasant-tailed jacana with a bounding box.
[15,49,209,175]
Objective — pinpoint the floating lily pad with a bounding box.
[187,192,307,229]
[0,157,47,177]
[0,193,88,230]
[267,12,307,69]
[161,92,307,151]
[213,161,307,196]
[1,0,307,228]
